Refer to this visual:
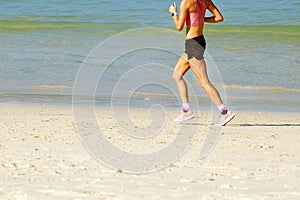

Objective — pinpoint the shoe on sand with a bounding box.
[218,109,235,126]
[173,109,195,122]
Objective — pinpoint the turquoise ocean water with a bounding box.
[0,0,299,112]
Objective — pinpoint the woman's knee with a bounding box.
[173,72,183,82]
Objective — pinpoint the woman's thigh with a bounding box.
[173,53,190,79]
[189,58,210,85]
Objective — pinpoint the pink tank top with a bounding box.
[186,0,207,26]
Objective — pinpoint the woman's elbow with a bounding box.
[216,16,224,22]
[176,25,184,31]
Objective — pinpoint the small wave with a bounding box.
[205,25,300,37]
[130,90,174,97]
[0,19,140,36]
[29,85,72,90]
[0,19,100,30]
[220,45,256,51]
[223,84,300,93]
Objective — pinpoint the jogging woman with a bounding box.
[169,0,235,125]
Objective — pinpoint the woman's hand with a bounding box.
[169,1,188,31]
[205,0,224,23]
[169,2,177,14]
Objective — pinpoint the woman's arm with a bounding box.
[204,0,224,23]
[169,1,189,31]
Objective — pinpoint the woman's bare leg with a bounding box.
[188,58,235,125]
[172,54,196,122]
[189,58,223,107]
[173,54,190,104]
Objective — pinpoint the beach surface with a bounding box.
[0,103,299,199]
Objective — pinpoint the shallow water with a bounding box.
[0,0,299,112]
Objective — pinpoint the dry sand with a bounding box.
[0,103,299,200]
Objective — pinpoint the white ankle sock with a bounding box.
[217,104,225,112]
[218,104,228,114]
[182,103,190,111]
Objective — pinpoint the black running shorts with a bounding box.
[185,35,206,60]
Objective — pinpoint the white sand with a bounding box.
[0,103,299,199]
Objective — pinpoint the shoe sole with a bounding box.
[173,114,195,122]
[222,113,235,126]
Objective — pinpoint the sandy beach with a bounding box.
[0,103,299,199]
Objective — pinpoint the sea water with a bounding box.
[0,0,299,112]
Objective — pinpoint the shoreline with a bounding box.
[0,98,299,113]
[1,103,300,199]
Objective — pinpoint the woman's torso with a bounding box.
[185,0,208,39]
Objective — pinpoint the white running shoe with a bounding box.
[218,109,235,126]
[173,109,195,122]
